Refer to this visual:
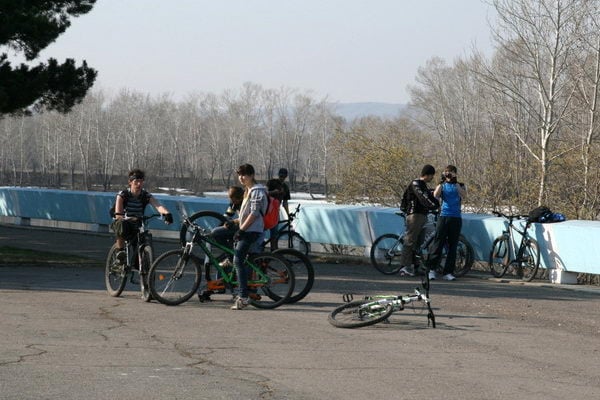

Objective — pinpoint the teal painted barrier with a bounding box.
[0,187,595,277]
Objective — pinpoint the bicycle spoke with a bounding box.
[148,249,201,306]
[370,234,403,274]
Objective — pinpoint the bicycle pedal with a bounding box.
[248,293,261,301]
[198,291,213,302]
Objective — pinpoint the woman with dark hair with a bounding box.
[231,163,268,310]
[427,165,467,281]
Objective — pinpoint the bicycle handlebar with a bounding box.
[492,211,529,220]
[288,204,302,220]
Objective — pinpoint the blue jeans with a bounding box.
[233,231,261,298]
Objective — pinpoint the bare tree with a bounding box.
[476,0,587,205]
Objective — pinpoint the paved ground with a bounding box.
[1,224,600,400]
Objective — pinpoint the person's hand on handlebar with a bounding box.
[162,213,173,224]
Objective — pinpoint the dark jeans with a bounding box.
[211,225,236,250]
[427,216,462,275]
[233,231,261,298]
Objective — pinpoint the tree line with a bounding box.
[2,0,600,221]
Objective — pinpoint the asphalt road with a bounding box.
[1,224,599,400]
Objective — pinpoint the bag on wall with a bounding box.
[528,206,566,223]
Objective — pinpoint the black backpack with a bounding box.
[528,206,552,223]
[400,184,411,213]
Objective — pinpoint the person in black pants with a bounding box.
[426,165,466,281]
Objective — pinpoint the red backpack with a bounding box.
[262,194,281,230]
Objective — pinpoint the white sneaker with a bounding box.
[442,273,456,281]
[428,270,438,280]
[230,296,249,310]
[399,266,414,277]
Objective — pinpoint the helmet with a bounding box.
[278,168,288,177]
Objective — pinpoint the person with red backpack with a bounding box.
[231,163,268,310]
[266,168,290,250]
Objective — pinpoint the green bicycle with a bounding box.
[149,215,295,309]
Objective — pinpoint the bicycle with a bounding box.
[261,204,310,255]
[179,208,314,303]
[328,258,435,329]
[105,214,160,301]
[370,211,474,276]
[488,211,541,282]
[149,215,295,309]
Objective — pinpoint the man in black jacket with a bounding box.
[399,165,439,276]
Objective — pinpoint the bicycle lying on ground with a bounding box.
[328,257,436,329]
[370,211,474,276]
[105,214,161,301]
[149,215,295,308]
[488,211,541,282]
[178,208,314,303]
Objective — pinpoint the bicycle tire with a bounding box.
[520,238,540,282]
[179,210,227,246]
[148,249,202,306]
[452,235,475,277]
[328,300,394,328]
[272,248,314,303]
[489,237,509,278]
[140,246,153,302]
[105,244,128,297]
[248,253,295,309]
[273,231,310,255]
[370,233,403,275]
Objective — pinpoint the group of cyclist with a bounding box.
[111,164,291,310]
[111,161,465,309]
[399,164,467,282]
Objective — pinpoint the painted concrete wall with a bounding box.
[0,187,597,275]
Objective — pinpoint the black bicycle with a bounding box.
[261,204,310,255]
[105,214,160,301]
[488,211,541,281]
[370,211,474,276]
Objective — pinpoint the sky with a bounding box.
[30,0,496,104]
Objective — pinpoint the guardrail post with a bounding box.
[15,217,31,226]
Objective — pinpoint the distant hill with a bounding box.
[331,102,407,121]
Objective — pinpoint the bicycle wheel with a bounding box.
[328,300,394,328]
[247,253,295,309]
[105,244,128,297]
[272,248,314,303]
[520,238,540,282]
[179,210,227,246]
[274,231,310,255]
[370,234,403,275]
[452,235,474,277]
[148,249,202,306]
[140,246,153,302]
[489,237,509,278]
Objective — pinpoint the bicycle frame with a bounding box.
[185,222,280,289]
[330,272,436,328]
[266,203,301,247]
[499,215,531,264]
